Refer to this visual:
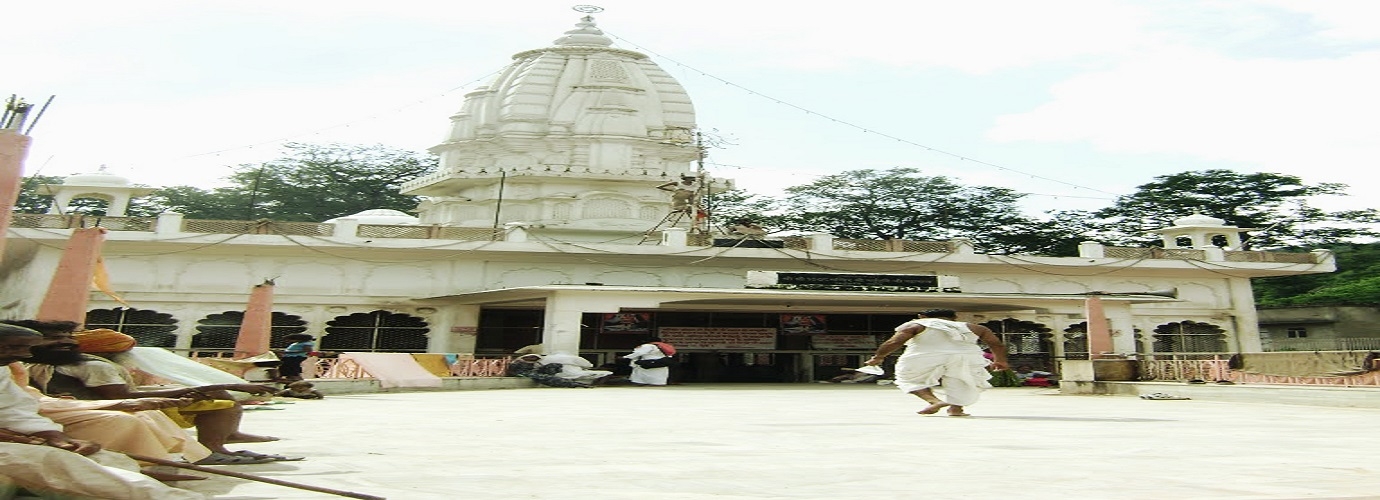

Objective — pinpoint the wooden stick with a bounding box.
[125,453,386,500]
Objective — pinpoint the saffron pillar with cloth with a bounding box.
[234,280,276,358]
[0,129,32,257]
[1084,294,1114,359]
[35,227,109,324]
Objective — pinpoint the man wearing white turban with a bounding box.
[864,309,1009,416]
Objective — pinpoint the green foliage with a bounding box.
[1255,243,1380,306]
[12,175,64,214]
[773,167,1083,254]
[139,143,437,221]
[989,369,1023,387]
[1092,170,1378,249]
[704,188,784,232]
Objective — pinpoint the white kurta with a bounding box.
[892,319,993,406]
[623,344,669,386]
[1,363,63,435]
[0,445,206,500]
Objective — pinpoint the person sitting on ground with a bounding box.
[505,354,593,388]
[1014,365,1055,387]
[537,352,613,386]
[276,380,324,399]
[513,344,545,355]
[0,323,208,497]
[821,368,881,384]
[10,320,297,464]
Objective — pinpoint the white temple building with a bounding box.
[0,13,1336,382]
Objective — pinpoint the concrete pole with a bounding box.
[234,280,276,358]
[36,228,107,323]
[1085,295,1114,359]
[0,130,32,258]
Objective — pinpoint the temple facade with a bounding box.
[0,14,1336,382]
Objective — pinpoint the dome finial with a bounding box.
[556,5,612,46]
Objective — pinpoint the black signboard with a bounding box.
[758,272,954,292]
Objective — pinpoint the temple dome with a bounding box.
[327,209,419,225]
[62,169,132,187]
[400,10,728,241]
[1171,213,1228,227]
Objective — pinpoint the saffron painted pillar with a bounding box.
[35,228,107,323]
[234,280,276,358]
[1085,295,1114,359]
[0,130,32,257]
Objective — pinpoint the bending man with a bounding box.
[864,309,1008,416]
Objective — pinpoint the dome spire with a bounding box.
[554,5,612,47]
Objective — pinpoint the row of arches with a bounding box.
[982,318,1229,362]
[83,308,431,352]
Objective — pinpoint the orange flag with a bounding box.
[92,254,129,306]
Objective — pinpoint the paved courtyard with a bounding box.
[177,385,1380,499]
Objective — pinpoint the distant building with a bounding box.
[0,13,1337,382]
[1257,305,1380,351]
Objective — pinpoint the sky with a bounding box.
[7,0,1380,217]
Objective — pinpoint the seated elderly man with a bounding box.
[0,323,206,499]
[8,320,297,464]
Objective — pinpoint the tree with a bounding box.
[139,143,437,221]
[773,168,1082,254]
[704,188,784,233]
[12,175,64,214]
[1092,170,1379,249]
[1255,243,1380,306]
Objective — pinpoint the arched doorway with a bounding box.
[321,310,429,352]
[980,318,1055,372]
[191,311,308,351]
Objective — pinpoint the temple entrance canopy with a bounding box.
[421,285,1178,382]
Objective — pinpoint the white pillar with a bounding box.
[1078,241,1105,258]
[155,212,185,236]
[1228,278,1263,352]
[430,305,480,354]
[1103,301,1137,355]
[805,232,833,252]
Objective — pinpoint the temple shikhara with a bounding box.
[0,12,1337,384]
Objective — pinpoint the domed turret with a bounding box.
[38,166,155,217]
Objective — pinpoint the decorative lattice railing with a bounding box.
[833,239,952,253]
[355,224,504,241]
[9,214,156,231]
[1224,251,1317,263]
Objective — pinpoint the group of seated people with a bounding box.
[506,348,619,388]
[1,320,305,499]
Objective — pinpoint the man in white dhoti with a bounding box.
[623,338,675,386]
[864,309,1008,416]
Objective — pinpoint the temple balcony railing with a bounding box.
[1137,352,1380,387]
[4,213,1332,262]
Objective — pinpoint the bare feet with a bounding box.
[947,406,971,417]
[917,403,951,414]
[225,433,279,444]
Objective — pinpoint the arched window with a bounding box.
[191,312,308,350]
[321,311,429,352]
[1152,321,1226,353]
[1063,323,1088,360]
[84,307,178,348]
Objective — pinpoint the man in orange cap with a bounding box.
[10,320,297,464]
